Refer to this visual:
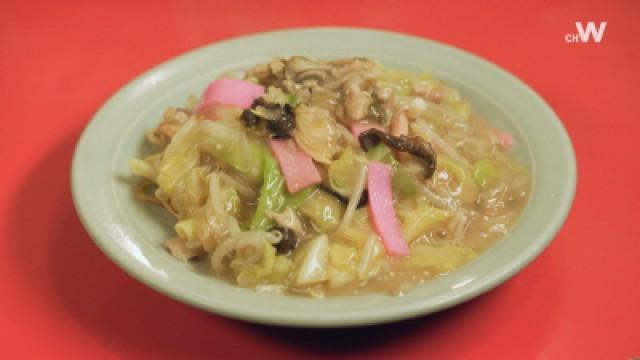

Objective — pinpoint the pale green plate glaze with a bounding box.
[71,28,576,327]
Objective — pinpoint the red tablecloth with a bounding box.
[2,0,638,358]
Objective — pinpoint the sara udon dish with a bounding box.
[72,28,575,326]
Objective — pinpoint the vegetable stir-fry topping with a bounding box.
[130,56,530,297]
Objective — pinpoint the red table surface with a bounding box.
[1,0,639,358]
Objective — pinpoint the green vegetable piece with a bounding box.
[298,190,345,232]
[249,150,286,230]
[284,187,317,209]
[249,149,317,231]
[287,93,299,107]
[473,158,499,189]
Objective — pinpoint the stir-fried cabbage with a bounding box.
[294,235,329,286]
[403,244,478,272]
[293,105,342,164]
[298,190,344,232]
[197,119,263,181]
